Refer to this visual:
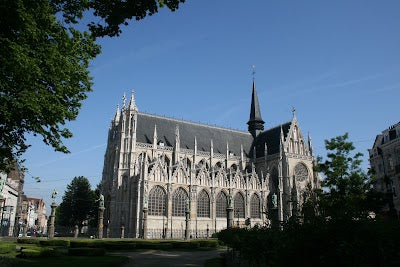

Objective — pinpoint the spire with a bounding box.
[194,136,197,156]
[114,104,120,122]
[210,139,214,159]
[175,125,180,151]
[153,124,157,149]
[308,132,314,157]
[226,141,229,160]
[247,81,264,138]
[279,125,284,158]
[122,92,127,108]
[129,89,138,111]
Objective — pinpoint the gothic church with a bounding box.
[101,81,319,238]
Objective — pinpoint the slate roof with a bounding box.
[252,122,292,157]
[136,113,253,157]
[136,112,292,158]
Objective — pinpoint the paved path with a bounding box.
[117,249,224,267]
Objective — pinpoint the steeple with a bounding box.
[247,81,264,138]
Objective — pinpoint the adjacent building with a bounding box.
[102,81,319,239]
[0,162,24,236]
[369,121,400,217]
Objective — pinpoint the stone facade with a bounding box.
[102,82,319,238]
[369,121,400,217]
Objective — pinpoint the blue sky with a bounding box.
[23,0,400,211]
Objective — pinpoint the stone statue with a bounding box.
[185,198,190,212]
[51,189,58,203]
[98,194,105,208]
[228,193,233,209]
[272,193,278,209]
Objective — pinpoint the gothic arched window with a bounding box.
[172,187,188,217]
[294,163,308,182]
[250,194,260,218]
[148,186,166,216]
[216,192,227,218]
[234,193,245,218]
[197,190,210,218]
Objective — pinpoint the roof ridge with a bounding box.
[138,112,251,135]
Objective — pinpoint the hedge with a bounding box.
[68,247,106,256]
[18,249,42,258]
[17,238,41,244]
[39,239,70,247]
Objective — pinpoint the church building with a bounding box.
[101,81,319,238]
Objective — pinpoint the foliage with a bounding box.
[0,0,185,171]
[56,176,96,227]
[312,133,384,220]
[217,219,400,267]
[55,0,186,37]
[0,0,100,171]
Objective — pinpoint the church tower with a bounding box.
[247,81,265,138]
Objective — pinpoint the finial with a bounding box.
[292,106,296,118]
[122,92,127,107]
[251,65,256,81]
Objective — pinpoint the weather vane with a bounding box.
[251,65,256,81]
[292,106,296,117]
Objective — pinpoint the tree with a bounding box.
[57,176,96,228]
[0,0,185,171]
[312,133,383,220]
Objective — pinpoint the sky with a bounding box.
[22,0,400,213]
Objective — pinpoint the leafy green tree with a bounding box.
[57,176,96,228]
[0,0,185,171]
[312,133,383,220]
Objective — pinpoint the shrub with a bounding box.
[68,247,106,256]
[39,239,70,247]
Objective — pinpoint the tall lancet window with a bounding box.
[250,194,261,218]
[197,190,210,218]
[148,186,166,216]
[172,187,188,217]
[234,193,245,218]
[216,192,227,218]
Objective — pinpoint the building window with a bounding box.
[234,193,245,218]
[197,190,210,218]
[216,192,227,218]
[294,163,308,182]
[172,187,188,217]
[250,194,261,218]
[148,186,166,216]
